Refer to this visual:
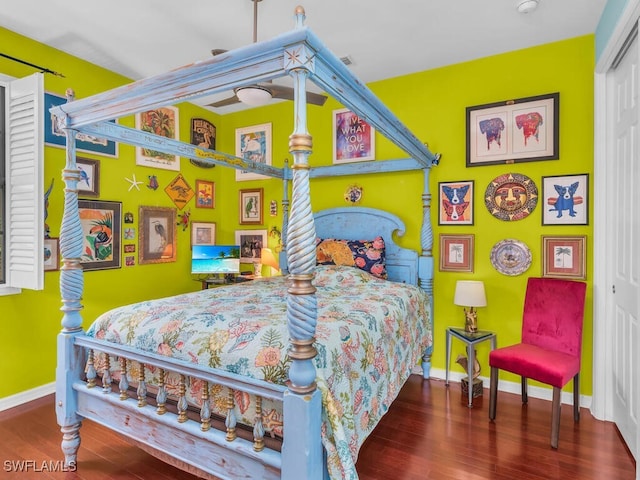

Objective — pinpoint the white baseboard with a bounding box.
[0,382,55,412]
[425,367,592,409]
[1,372,594,413]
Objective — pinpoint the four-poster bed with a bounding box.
[52,6,440,479]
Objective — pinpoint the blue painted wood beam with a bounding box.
[49,22,440,170]
[81,122,285,178]
[309,158,427,178]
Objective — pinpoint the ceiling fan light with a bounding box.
[516,0,539,14]
[235,86,272,106]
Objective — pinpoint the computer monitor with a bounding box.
[191,245,241,276]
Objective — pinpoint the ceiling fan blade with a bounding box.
[268,84,328,106]
[207,94,241,108]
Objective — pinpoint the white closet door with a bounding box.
[609,26,639,461]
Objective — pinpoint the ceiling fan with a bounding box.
[207,0,328,109]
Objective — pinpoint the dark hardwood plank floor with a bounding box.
[0,376,634,479]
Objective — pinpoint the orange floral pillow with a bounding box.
[316,236,387,279]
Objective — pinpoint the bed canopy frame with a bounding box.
[52,6,440,479]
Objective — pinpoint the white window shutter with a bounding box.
[6,72,44,290]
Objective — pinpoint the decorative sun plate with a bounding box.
[490,239,532,276]
[484,172,538,221]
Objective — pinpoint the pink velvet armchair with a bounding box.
[488,277,587,448]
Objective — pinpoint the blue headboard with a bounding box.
[312,207,419,285]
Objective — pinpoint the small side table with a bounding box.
[445,327,497,408]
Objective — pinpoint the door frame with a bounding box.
[593,0,640,437]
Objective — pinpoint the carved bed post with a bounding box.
[419,165,435,379]
[280,159,290,274]
[281,7,323,480]
[54,89,86,467]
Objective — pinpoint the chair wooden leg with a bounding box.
[573,373,580,422]
[551,387,561,449]
[489,367,498,420]
[521,377,528,404]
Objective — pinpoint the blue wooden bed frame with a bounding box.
[52,6,440,479]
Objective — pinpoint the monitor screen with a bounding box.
[191,245,241,275]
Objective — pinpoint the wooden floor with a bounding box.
[0,376,635,479]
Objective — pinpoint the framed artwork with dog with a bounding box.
[542,173,589,225]
[466,92,559,167]
[438,180,474,225]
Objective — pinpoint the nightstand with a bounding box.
[445,327,497,408]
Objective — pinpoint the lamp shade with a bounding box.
[235,85,272,106]
[260,248,279,270]
[454,280,487,307]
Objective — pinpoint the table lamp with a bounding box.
[454,280,487,333]
[260,248,280,276]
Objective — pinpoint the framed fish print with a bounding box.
[466,92,559,166]
[438,180,474,225]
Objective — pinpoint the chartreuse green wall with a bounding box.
[0,26,594,401]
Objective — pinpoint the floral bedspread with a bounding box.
[87,265,432,479]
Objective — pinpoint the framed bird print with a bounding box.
[139,205,177,264]
[77,157,100,197]
[239,188,263,225]
[78,200,122,271]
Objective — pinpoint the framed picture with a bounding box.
[333,108,375,164]
[135,106,180,171]
[235,229,267,263]
[44,92,118,157]
[439,234,474,272]
[195,179,215,208]
[239,188,264,225]
[542,173,589,225]
[77,157,100,197]
[191,221,216,247]
[124,244,136,253]
[79,200,122,271]
[438,180,474,225]
[542,236,586,279]
[235,123,272,181]
[44,237,60,271]
[466,92,559,167]
[138,206,176,264]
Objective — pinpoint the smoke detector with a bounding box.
[517,0,539,14]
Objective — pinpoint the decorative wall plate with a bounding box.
[490,239,532,276]
[484,172,538,221]
[344,184,363,204]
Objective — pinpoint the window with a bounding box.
[0,72,44,295]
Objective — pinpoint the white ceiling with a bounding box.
[1,0,607,114]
